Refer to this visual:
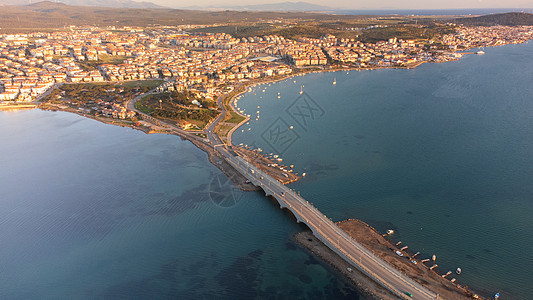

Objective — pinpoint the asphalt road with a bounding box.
[225,154,438,300]
[126,83,438,299]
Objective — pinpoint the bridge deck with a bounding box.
[223,153,437,300]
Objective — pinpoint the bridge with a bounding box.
[126,86,438,300]
[218,147,438,300]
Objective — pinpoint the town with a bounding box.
[1,23,533,127]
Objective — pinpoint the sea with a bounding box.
[0,110,360,299]
[1,42,532,299]
[232,42,533,299]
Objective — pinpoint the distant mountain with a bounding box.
[0,1,363,33]
[454,12,533,26]
[184,1,333,12]
[0,0,163,8]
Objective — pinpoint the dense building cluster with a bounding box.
[1,24,533,103]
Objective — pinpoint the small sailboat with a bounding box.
[299,86,303,95]
[432,254,437,261]
[333,78,337,85]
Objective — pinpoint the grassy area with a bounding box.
[191,23,277,38]
[78,54,132,71]
[120,80,163,89]
[358,24,456,43]
[135,90,219,125]
[216,124,235,139]
[134,96,154,114]
[226,111,246,124]
[41,82,155,118]
[190,18,455,42]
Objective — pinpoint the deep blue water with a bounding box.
[0,110,363,299]
[233,42,533,299]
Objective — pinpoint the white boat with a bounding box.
[456,267,462,275]
[333,78,337,85]
[432,254,437,261]
[476,51,485,55]
[299,86,303,94]
[387,229,394,235]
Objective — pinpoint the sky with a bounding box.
[152,0,533,9]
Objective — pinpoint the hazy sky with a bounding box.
[154,0,533,9]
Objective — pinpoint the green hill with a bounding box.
[0,1,367,33]
[454,12,533,26]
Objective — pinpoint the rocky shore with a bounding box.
[295,219,482,300]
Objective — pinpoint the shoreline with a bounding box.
[21,45,504,298]
[294,220,482,300]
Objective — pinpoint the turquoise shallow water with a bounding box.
[234,42,533,299]
[0,110,363,299]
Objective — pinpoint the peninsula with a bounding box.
[2,5,532,299]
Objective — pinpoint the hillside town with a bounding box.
[1,24,533,112]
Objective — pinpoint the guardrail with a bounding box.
[223,153,435,300]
